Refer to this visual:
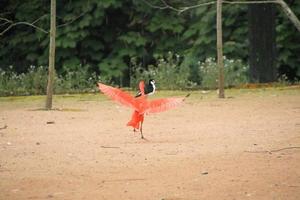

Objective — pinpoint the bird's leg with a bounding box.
[140,121,144,139]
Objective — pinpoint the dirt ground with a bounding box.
[0,87,300,200]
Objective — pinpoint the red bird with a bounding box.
[98,81,188,139]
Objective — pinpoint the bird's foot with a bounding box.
[141,136,149,141]
[141,134,147,140]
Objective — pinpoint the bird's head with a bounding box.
[149,79,155,86]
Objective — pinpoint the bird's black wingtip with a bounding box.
[185,93,191,98]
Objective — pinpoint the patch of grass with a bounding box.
[0,85,299,107]
[224,85,300,98]
[29,108,87,112]
[0,95,45,102]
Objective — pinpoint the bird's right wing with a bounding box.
[98,83,138,110]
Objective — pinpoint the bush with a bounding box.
[23,66,48,94]
[130,52,196,90]
[0,65,100,96]
[198,57,249,89]
[0,65,48,96]
[0,56,251,96]
[55,65,99,93]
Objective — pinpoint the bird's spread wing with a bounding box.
[98,83,137,110]
[145,97,184,113]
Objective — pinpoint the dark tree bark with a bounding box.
[248,3,277,83]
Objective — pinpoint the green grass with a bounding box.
[0,85,299,106]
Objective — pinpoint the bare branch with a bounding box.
[0,17,13,23]
[12,22,48,33]
[0,21,10,27]
[179,0,280,11]
[0,16,49,36]
[0,17,12,27]
[141,0,216,13]
[141,0,169,10]
[57,9,90,28]
[159,0,182,12]
[0,22,48,36]
[277,0,300,32]
[245,146,300,154]
[31,14,48,25]
[223,0,279,4]
[142,0,280,14]
[179,1,216,13]
[0,7,92,36]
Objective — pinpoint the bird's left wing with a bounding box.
[98,83,138,110]
[145,97,185,113]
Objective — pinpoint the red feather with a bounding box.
[98,82,186,136]
[126,110,144,129]
[98,83,138,110]
[144,97,185,113]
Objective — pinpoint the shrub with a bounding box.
[55,64,99,93]
[130,52,196,90]
[23,65,48,94]
[198,57,249,89]
[0,65,48,96]
[0,65,100,96]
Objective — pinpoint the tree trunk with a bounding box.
[249,3,277,83]
[45,0,56,110]
[217,0,225,98]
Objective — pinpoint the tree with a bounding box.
[217,0,225,98]
[45,0,56,110]
[1,0,300,95]
[249,3,277,83]
[143,0,300,84]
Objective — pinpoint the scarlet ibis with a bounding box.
[135,79,156,97]
[98,81,188,139]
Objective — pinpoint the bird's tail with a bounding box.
[127,110,144,129]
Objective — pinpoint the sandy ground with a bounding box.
[0,87,300,200]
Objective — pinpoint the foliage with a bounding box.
[0,0,299,91]
[55,64,99,93]
[0,66,48,96]
[181,4,249,75]
[198,57,249,89]
[130,52,195,90]
[276,0,300,80]
[0,66,99,96]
